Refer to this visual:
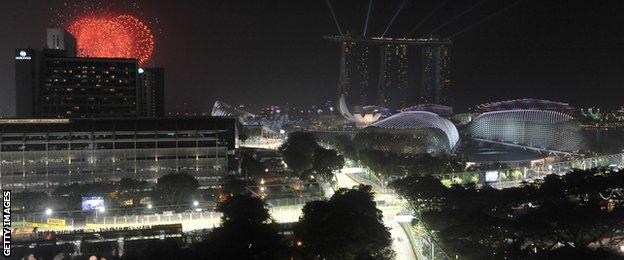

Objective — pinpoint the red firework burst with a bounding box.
[67,14,155,65]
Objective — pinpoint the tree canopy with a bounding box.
[279,131,318,175]
[195,194,285,259]
[312,146,344,182]
[392,167,624,259]
[296,185,394,260]
[153,172,199,207]
[280,131,344,180]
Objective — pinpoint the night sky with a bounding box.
[1,0,623,116]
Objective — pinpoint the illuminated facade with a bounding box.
[14,28,162,118]
[211,101,255,123]
[0,117,235,191]
[377,43,409,109]
[421,41,451,105]
[468,110,584,152]
[477,98,574,114]
[353,111,459,155]
[328,36,453,122]
[37,56,140,118]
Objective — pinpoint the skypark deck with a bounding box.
[323,35,452,45]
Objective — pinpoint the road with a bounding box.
[335,170,418,260]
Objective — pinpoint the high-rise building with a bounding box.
[138,67,165,117]
[46,27,77,57]
[377,43,409,110]
[326,36,452,121]
[14,49,40,118]
[37,56,140,118]
[421,40,452,105]
[14,28,163,118]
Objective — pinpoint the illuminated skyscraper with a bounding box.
[327,36,452,120]
[14,28,164,118]
[338,41,369,108]
[421,39,452,105]
[377,43,409,110]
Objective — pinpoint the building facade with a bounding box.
[353,111,459,155]
[421,41,451,105]
[468,110,584,152]
[0,117,235,191]
[15,28,163,118]
[37,56,140,118]
[14,49,40,118]
[138,67,165,117]
[46,27,77,57]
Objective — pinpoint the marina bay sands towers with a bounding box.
[326,35,452,112]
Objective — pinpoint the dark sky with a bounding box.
[1,0,623,115]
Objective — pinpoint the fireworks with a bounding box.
[67,14,155,65]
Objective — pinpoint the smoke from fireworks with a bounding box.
[67,14,155,65]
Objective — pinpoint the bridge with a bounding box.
[470,137,577,156]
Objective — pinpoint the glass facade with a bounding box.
[468,110,584,152]
[353,111,459,155]
[0,117,235,191]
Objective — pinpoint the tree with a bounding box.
[195,194,285,259]
[12,192,50,213]
[237,121,250,143]
[217,193,271,225]
[153,172,199,207]
[312,147,344,182]
[390,175,448,212]
[118,178,149,191]
[240,153,266,178]
[221,178,254,197]
[393,167,624,259]
[296,185,394,259]
[279,131,320,175]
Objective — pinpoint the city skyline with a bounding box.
[3,1,624,259]
[0,0,623,117]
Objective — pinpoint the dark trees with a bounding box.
[280,131,344,180]
[241,153,266,178]
[312,146,344,182]
[279,131,318,175]
[393,168,624,259]
[153,172,199,207]
[195,194,285,259]
[296,185,394,260]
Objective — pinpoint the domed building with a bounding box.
[468,109,584,152]
[353,111,459,155]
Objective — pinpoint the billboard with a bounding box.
[485,171,499,183]
[81,196,105,211]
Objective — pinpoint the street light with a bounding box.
[45,208,53,216]
[98,207,106,213]
[193,201,199,207]
[147,204,153,209]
